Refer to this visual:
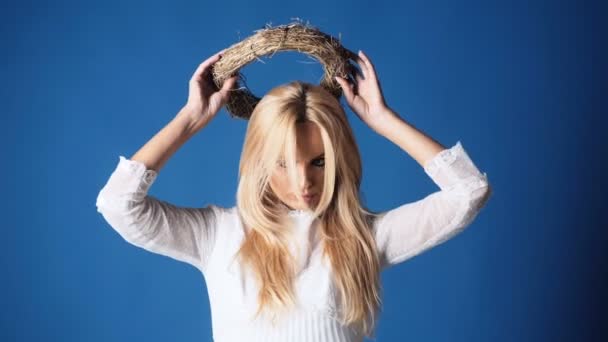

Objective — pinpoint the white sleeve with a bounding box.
[95,156,222,274]
[372,141,492,269]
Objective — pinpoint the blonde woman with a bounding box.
[96,48,492,342]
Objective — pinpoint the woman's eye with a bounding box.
[277,158,324,168]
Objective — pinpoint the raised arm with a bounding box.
[95,50,238,274]
[336,50,492,269]
[95,156,224,273]
[130,49,237,172]
[355,98,492,270]
[371,140,491,269]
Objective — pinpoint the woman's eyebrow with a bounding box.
[285,153,325,163]
[308,153,324,161]
[289,153,325,163]
[310,152,325,162]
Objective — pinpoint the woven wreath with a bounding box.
[211,21,359,120]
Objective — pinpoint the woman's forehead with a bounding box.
[292,122,324,158]
[275,121,324,160]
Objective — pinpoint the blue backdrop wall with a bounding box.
[3,0,606,341]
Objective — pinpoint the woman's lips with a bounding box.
[301,194,317,203]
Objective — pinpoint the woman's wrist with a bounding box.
[371,106,401,136]
[175,105,211,135]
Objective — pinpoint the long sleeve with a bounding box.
[95,156,222,274]
[372,141,492,269]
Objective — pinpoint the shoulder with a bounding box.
[205,205,243,246]
[204,204,238,226]
[215,205,237,217]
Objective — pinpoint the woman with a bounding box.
[96,49,492,342]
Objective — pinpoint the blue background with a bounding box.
[3,0,606,341]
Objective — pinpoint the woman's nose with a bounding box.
[296,166,313,189]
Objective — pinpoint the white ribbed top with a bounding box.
[95,141,491,341]
[214,309,362,342]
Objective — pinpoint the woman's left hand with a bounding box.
[335,50,396,134]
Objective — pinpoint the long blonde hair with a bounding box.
[235,81,383,338]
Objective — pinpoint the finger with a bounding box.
[220,75,238,95]
[353,54,369,78]
[358,50,376,77]
[192,50,226,81]
[335,76,354,103]
[347,53,367,79]
[352,62,366,81]
[355,72,364,84]
[199,54,222,77]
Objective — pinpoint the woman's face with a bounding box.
[269,121,325,211]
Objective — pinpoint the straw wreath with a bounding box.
[211,21,359,120]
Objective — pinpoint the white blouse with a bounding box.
[95,140,491,342]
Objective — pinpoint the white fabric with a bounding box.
[95,141,491,342]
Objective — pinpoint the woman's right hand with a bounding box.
[183,49,238,127]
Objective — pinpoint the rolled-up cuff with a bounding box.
[423,141,485,190]
[116,155,158,195]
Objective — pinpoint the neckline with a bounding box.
[287,209,314,217]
